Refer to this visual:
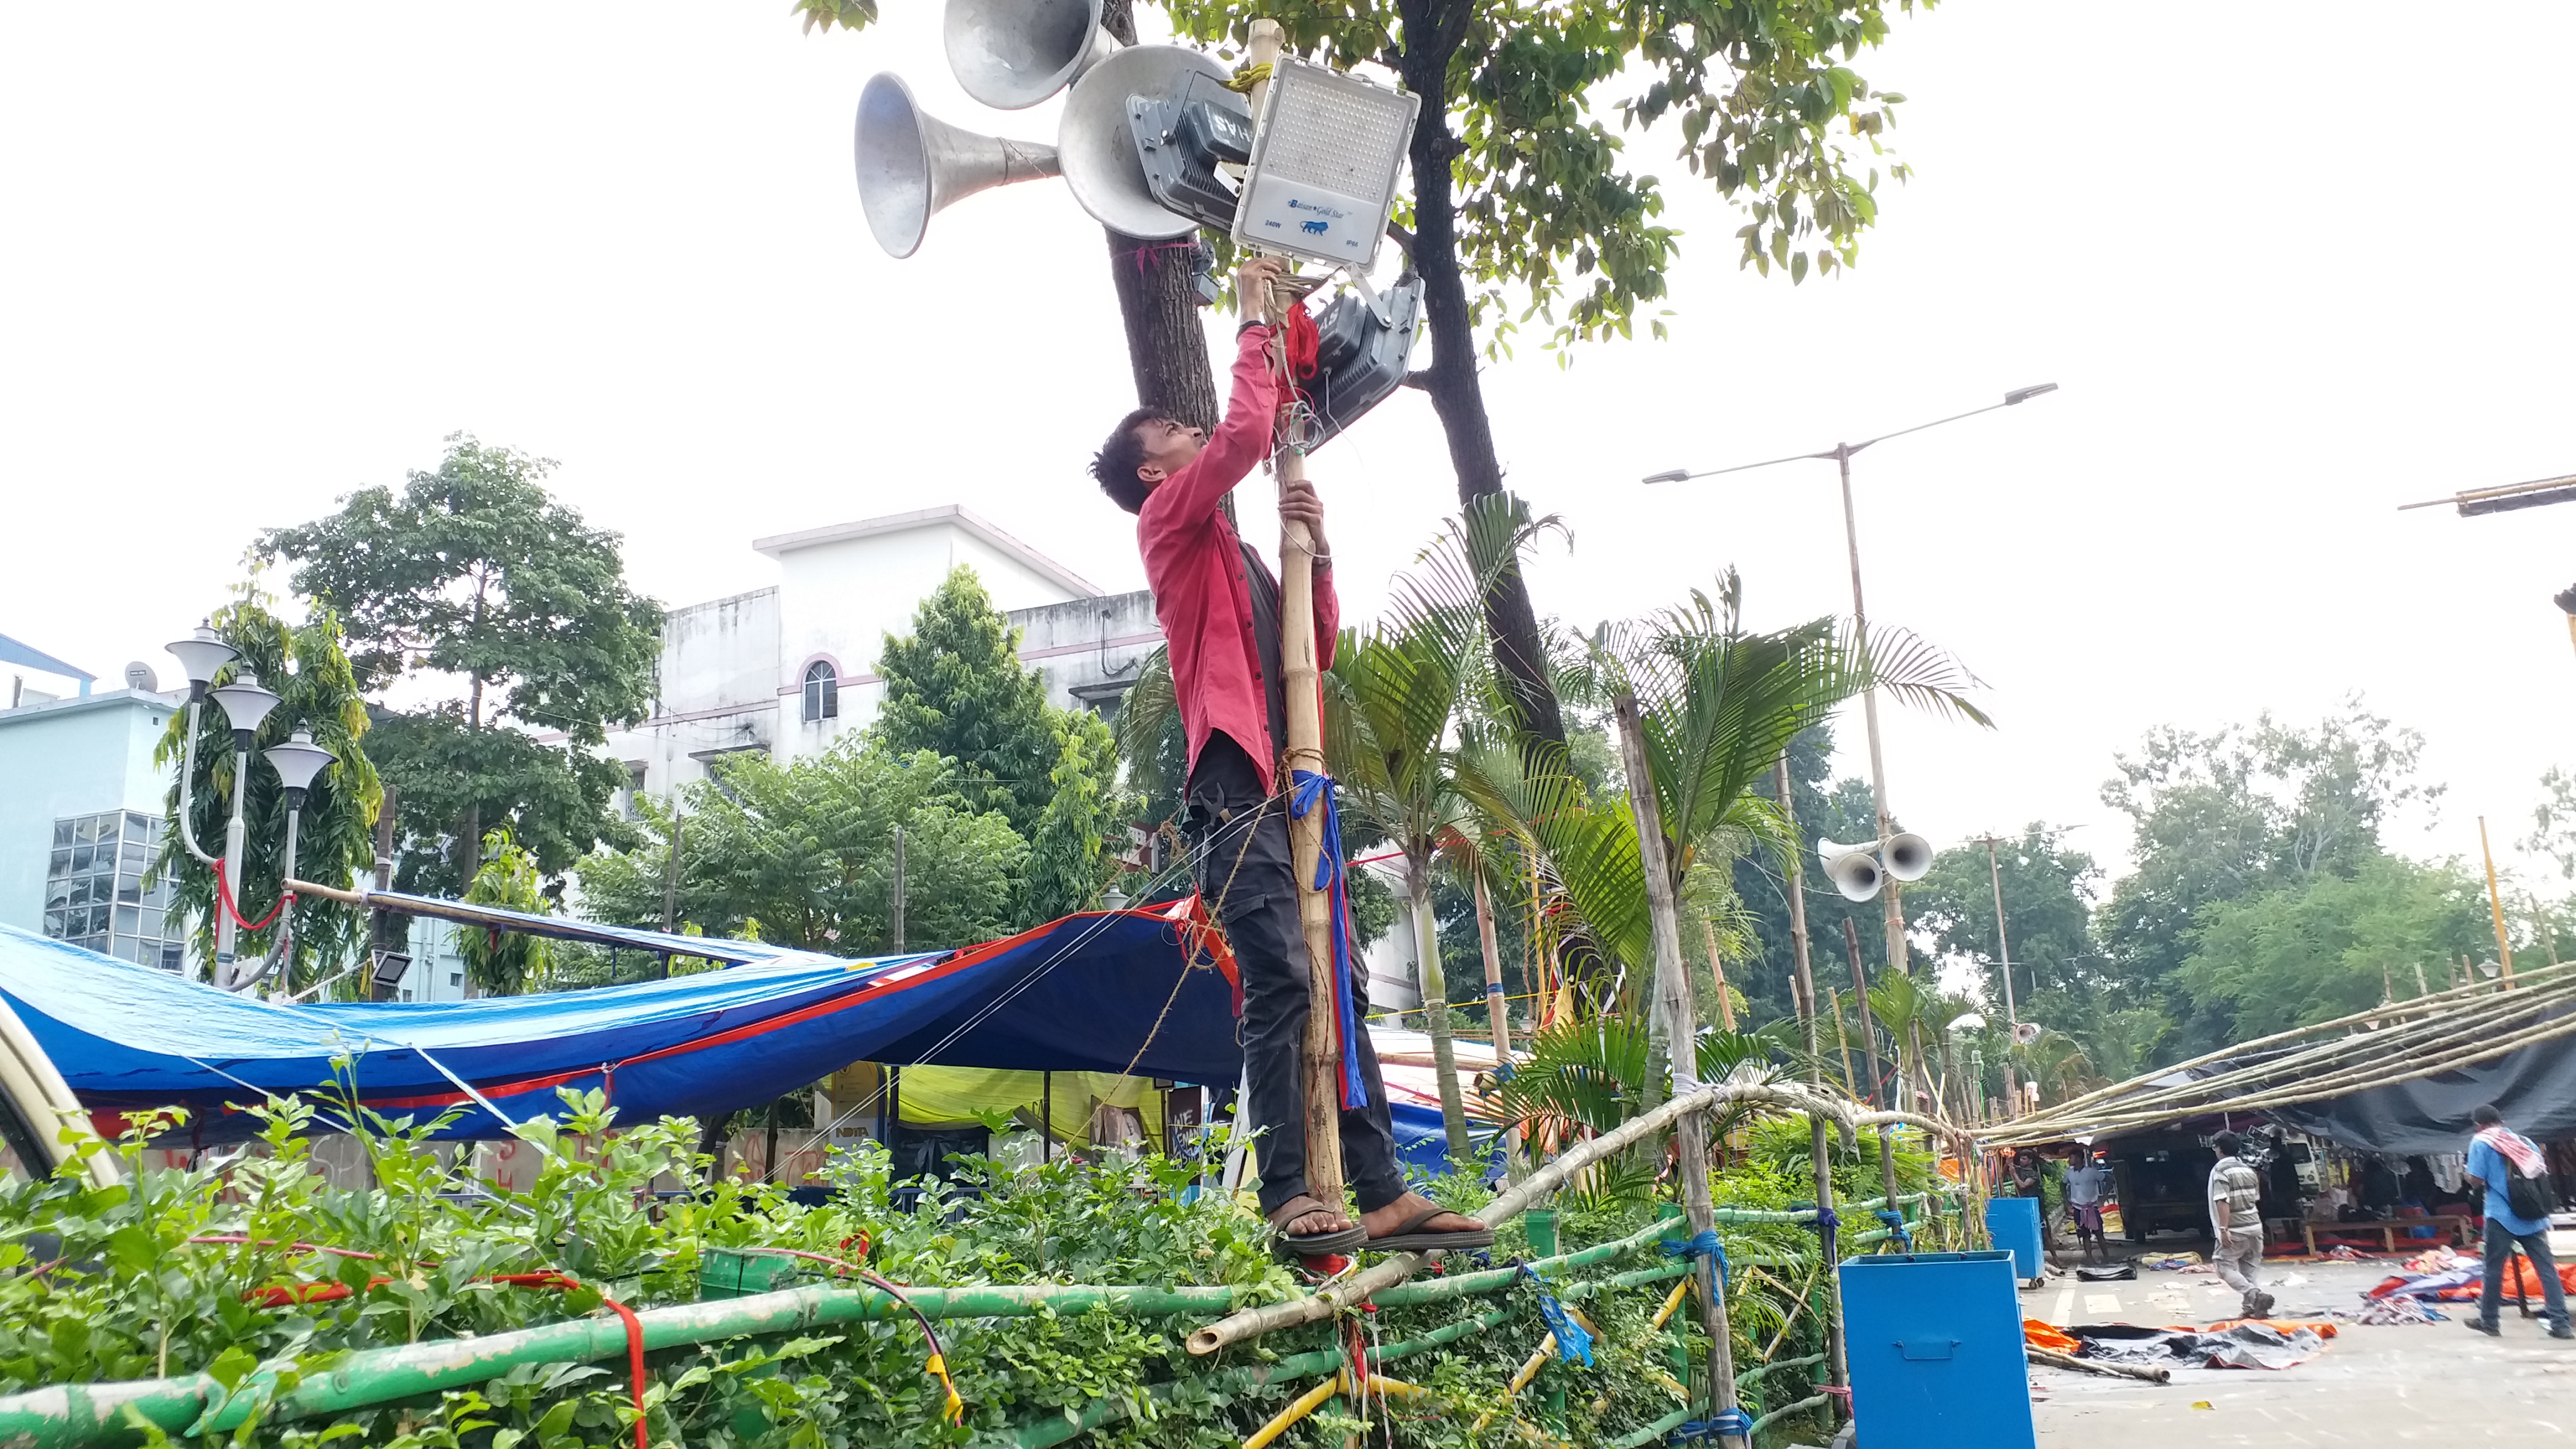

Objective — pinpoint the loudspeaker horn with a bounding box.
[944,0,1120,110]
[1059,44,1227,240]
[1816,838,1885,903]
[855,72,1062,260]
[1883,831,1934,882]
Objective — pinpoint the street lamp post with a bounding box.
[164,626,326,992]
[1644,383,2058,996]
[1973,834,2020,1115]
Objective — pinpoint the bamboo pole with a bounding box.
[1242,17,1344,1220]
[1774,752,1847,1408]
[1829,988,1858,1097]
[1613,691,1745,1447]
[1840,916,1903,1210]
[1700,915,1736,1031]
[2481,815,2517,984]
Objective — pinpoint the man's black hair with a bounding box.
[1091,405,1170,515]
[2211,1130,2242,1157]
[2474,1103,2504,1126]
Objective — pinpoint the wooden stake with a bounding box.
[1614,692,1745,1446]
[1829,988,1859,1098]
[1244,16,1344,1217]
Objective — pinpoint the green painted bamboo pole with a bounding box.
[1372,1215,1670,1306]
[0,1278,1251,1448]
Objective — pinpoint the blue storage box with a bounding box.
[1984,1195,2044,1283]
[1839,1251,2034,1449]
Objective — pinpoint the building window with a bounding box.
[801,661,839,723]
[621,761,648,821]
[44,811,181,970]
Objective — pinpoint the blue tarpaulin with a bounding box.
[1,903,1247,1143]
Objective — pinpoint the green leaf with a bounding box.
[204,1346,259,1392]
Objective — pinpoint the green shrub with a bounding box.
[1,1085,1866,1447]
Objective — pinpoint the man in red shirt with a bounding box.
[1091,255,1489,1256]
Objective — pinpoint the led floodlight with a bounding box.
[1233,56,1418,269]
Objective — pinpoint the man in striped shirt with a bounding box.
[2208,1130,2273,1320]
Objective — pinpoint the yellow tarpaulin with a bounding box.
[865,1064,1169,1148]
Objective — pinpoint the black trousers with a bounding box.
[1186,734,1407,1218]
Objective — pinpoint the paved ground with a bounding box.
[2024,1255,2576,1445]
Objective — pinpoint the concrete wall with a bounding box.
[601,588,780,803]
[1009,590,1163,717]
[769,518,1090,760]
[0,690,178,934]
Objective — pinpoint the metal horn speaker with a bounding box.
[855,72,1061,259]
[944,0,1119,110]
[1882,831,1934,882]
[1059,44,1227,240]
[1816,838,1886,903]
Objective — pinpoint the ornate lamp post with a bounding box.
[162,625,314,991]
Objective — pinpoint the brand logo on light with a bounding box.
[1286,198,1351,220]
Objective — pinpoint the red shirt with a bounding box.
[1138,323,1339,795]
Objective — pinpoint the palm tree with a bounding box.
[1464,569,1988,1114]
[1324,501,1564,1162]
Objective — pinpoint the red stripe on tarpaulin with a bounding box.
[333,908,1198,1116]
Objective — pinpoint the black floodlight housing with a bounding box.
[1126,71,1253,231]
[1298,274,1424,449]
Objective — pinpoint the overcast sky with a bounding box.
[6,3,2573,896]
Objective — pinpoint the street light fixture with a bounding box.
[226,728,337,998]
[1640,385,2059,1011]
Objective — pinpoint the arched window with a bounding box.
[801,660,839,723]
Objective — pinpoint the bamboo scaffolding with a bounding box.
[1185,1078,1965,1355]
[2021,958,2576,1127]
[1995,971,2576,1143]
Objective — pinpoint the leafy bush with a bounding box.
[1,1085,1859,1447]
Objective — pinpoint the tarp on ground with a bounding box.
[2267,1021,2576,1154]
[0,900,1247,1143]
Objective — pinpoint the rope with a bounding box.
[1287,769,1368,1109]
[1801,1203,1841,1265]
[1223,61,1273,93]
[1873,1209,1912,1251]
[1659,1230,1730,1292]
[212,858,290,931]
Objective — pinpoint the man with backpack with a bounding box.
[2463,1102,2571,1339]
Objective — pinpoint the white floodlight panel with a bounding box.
[1233,57,1419,270]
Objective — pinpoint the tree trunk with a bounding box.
[1396,16,1566,750]
[1408,853,1472,1163]
[454,798,481,891]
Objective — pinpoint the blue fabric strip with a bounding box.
[1287,769,1368,1110]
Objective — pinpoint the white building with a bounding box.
[603,503,1431,1006]
[604,504,1163,803]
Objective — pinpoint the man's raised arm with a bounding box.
[1140,257,1289,533]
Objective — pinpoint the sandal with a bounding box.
[1271,1195,1366,1256]
[1367,1205,1495,1254]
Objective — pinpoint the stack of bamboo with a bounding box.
[1990,960,2576,1145]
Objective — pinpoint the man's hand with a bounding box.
[1280,478,1329,563]
[1238,255,1288,324]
